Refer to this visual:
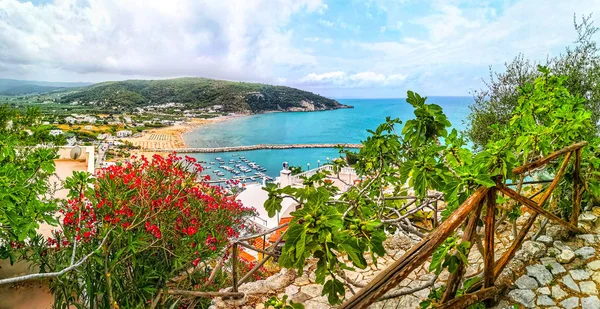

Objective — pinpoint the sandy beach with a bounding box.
[123,114,246,151]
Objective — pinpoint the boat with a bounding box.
[213,170,220,173]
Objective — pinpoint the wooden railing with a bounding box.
[341,141,587,308]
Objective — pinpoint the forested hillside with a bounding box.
[59,77,348,113]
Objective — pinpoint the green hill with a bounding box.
[0,78,90,93]
[0,85,67,96]
[58,77,349,113]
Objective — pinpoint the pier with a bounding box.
[145,143,363,153]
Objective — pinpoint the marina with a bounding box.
[199,153,275,186]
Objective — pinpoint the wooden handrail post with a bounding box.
[484,187,496,288]
[232,243,238,292]
[571,148,582,226]
[440,199,484,303]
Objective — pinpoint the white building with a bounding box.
[116,130,132,137]
[49,129,63,136]
[64,116,77,124]
[97,133,110,140]
[236,183,298,230]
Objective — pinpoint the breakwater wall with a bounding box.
[145,143,363,153]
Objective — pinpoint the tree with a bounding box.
[0,106,58,261]
[467,14,600,149]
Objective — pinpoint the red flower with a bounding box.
[192,258,201,267]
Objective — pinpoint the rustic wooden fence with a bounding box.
[340,141,587,308]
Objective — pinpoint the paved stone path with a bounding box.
[494,208,600,309]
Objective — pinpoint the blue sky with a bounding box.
[1,0,599,97]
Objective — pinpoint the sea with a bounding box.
[183,97,473,179]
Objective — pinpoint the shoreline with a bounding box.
[125,106,351,155]
[123,114,249,154]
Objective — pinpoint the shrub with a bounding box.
[41,154,255,308]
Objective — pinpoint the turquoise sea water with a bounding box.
[184,97,473,178]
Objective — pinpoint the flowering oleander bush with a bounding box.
[37,154,255,308]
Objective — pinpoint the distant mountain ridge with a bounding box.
[0,78,91,95]
[58,77,350,113]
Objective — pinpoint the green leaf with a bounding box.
[322,279,345,305]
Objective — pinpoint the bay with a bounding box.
[184,97,473,178]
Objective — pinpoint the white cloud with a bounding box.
[304,37,333,44]
[0,0,325,82]
[355,0,600,92]
[300,71,407,87]
[318,19,360,33]
[318,19,336,28]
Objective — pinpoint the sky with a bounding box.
[1,0,599,98]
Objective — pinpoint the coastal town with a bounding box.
[30,102,241,166]
[3,1,600,309]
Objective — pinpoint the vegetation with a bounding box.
[467,15,600,149]
[264,66,599,306]
[0,85,67,96]
[0,106,61,261]
[27,155,255,308]
[58,77,347,113]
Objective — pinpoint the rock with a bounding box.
[540,256,555,264]
[537,235,553,246]
[547,225,569,240]
[236,268,297,295]
[580,213,598,223]
[582,296,600,309]
[290,292,312,303]
[537,286,551,295]
[552,285,568,300]
[547,247,561,257]
[526,264,553,285]
[557,249,576,263]
[517,241,547,261]
[553,241,571,251]
[577,234,597,244]
[571,269,592,281]
[508,289,536,308]
[575,247,597,260]
[537,294,556,306]
[515,275,539,289]
[589,260,600,271]
[561,297,580,309]
[544,260,567,275]
[593,271,600,284]
[580,281,599,295]
[295,275,311,286]
[285,285,299,295]
[301,284,323,297]
[561,274,581,292]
